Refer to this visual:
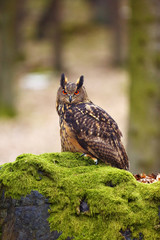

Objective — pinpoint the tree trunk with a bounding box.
[89,0,128,66]
[0,0,19,116]
[37,0,63,71]
[15,0,27,55]
[109,0,126,66]
[52,0,63,71]
[128,0,160,173]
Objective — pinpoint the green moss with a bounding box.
[0,152,160,240]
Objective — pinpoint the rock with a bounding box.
[120,229,144,240]
[0,152,160,240]
[1,191,61,240]
[80,200,89,213]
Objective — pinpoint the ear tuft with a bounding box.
[60,73,67,89]
[77,75,84,89]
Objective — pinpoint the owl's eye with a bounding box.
[74,90,79,95]
[62,90,67,95]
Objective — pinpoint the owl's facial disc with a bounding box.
[59,74,87,104]
[63,83,78,103]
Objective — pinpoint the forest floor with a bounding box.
[0,27,129,165]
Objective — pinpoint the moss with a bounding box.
[0,152,160,240]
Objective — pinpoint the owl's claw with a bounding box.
[80,153,86,157]
[80,153,98,165]
[94,159,98,165]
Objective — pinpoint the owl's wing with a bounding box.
[65,102,128,169]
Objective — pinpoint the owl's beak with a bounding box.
[69,95,72,103]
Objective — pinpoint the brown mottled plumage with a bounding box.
[56,74,129,170]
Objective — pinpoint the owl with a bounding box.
[56,74,129,170]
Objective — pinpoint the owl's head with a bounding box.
[56,73,90,105]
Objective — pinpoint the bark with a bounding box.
[0,1,15,115]
[89,0,128,66]
[37,0,63,71]
[15,0,27,54]
[128,0,160,173]
[0,0,25,116]
[108,0,125,66]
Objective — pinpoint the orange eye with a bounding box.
[62,90,67,95]
[74,90,79,95]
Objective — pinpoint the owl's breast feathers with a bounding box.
[58,102,129,170]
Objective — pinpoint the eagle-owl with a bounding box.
[56,74,129,170]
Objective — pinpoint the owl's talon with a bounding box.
[80,153,98,164]
[94,159,98,165]
[80,153,86,157]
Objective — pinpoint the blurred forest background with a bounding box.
[0,0,159,174]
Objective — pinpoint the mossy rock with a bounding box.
[0,152,160,240]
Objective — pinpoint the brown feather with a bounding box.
[56,76,129,170]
